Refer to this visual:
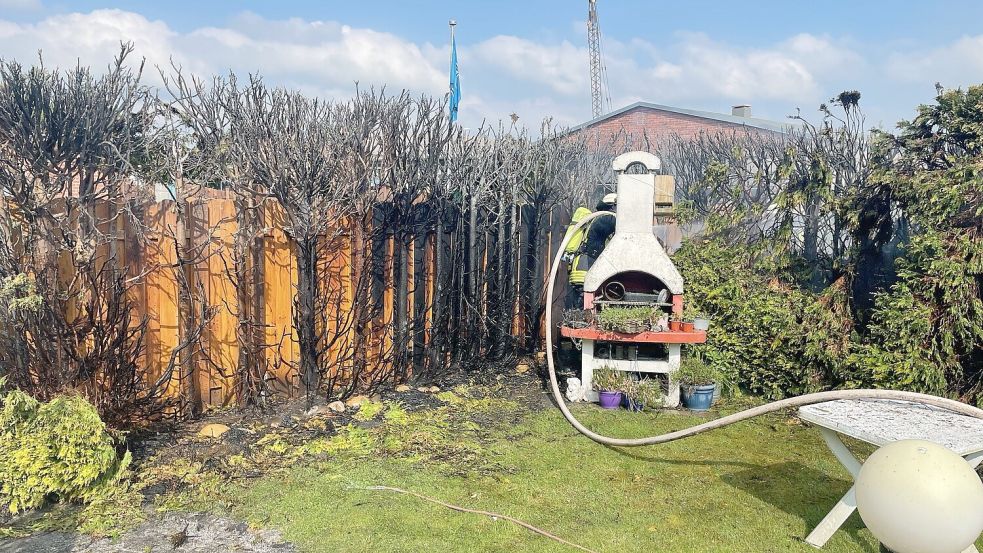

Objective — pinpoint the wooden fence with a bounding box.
[123,196,570,408]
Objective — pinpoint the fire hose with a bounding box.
[544,210,983,448]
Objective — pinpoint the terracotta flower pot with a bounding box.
[669,320,682,331]
[680,321,695,332]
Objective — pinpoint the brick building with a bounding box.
[567,101,790,148]
[563,103,790,254]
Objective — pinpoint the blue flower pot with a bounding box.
[681,384,715,411]
[621,395,644,412]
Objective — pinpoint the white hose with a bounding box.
[544,210,983,447]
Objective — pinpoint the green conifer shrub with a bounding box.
[0,384,130,513]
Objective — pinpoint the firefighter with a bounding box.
[561,206,592,309]
[561,193,617,309]
[583,193,617,261]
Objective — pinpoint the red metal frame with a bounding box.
[671,294,683,316]
[560,326,706,344]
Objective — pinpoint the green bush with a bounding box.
[0,386,131,513]
[667,87,983,401]
[674,235,981,399]
[674,240,844,398]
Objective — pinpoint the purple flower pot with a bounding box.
[598,390,623,409]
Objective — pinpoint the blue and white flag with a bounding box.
[449,33,461,123]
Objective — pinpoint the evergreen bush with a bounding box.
[674,240,839,398]
[0,384,130,513]
[670,86,983,402]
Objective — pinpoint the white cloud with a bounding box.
[886,34,983,87]
[0,9,448,103]
[182,21,447,94]
[471,35,586,96]
[671,33,817,99]
[782,33,863,76]
[460,30,857,124]
[0,10,175,71]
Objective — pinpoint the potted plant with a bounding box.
[649,309,669,332]
[592,366,626,409]
[562,308,594,329]
[598,306,651,334]
[623,378,663,412]
[596,307,620,332]
[668,313,682,331]
[676,356,720,412]
[692,314,710,331]
[679,319,695,332]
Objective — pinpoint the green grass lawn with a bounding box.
[230,388,898,553]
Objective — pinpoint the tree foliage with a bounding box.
[674,86,983,402]
[675,240,845,398]
[844,85,983,398]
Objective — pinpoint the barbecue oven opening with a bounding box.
[597,271,672,305]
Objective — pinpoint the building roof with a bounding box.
[566,101,794,134]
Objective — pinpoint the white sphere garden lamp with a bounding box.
[855,440,983,553]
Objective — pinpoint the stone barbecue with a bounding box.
[561,151,705,406]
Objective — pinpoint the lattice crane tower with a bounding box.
[587,0,610,118]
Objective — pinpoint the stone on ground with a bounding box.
[345,395,369,408]
[395,384,411,392]
[305,404,335,417]
[197,423,231,438]
[327,400,346,413]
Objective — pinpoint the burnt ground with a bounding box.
[0,357,552,553]
[130,355,552,492]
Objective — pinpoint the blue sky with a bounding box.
[2,0,982,130]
